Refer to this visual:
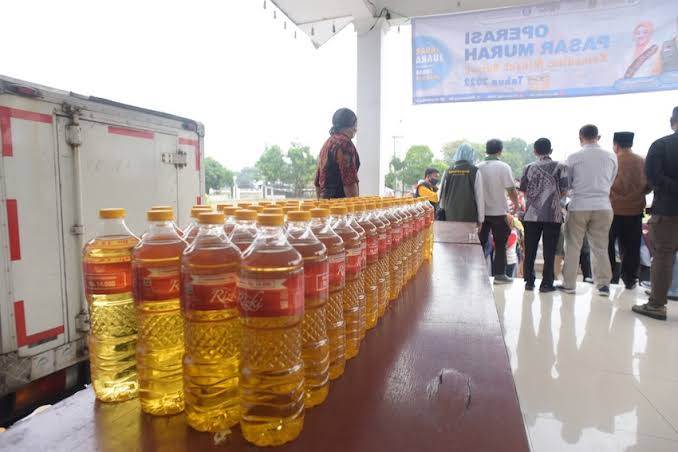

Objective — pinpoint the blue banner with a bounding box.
[412,0,678,104]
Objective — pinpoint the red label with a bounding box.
[238,271,304,317]
[346,248,362,278]
[135,265,181,301]
[425,215,433,227]
[304,259,329,298]
[84,262,132,295]
[360,242,367,269]
[328,253,346,288]
[182,273,238,310]
[392,227,402,246]
[367,236,379,263]
[378,234,388,255]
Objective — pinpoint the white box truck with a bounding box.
[0,75,205,419]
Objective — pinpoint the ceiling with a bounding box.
[272,0,537,46]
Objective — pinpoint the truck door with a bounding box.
[176,134,204,227]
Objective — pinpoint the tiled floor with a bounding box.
[493,281,678,452]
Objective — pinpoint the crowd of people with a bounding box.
[314,106,678,322]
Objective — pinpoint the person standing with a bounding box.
[608,132,650,290]
[633,107,678,321]
[477,139,520,284]
[558,125,618,296]
[520,138,569,292]
[314,108,360,199]
[415,168,441,207]
[437,143,484,224]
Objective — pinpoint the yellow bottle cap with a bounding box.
[344,204,355,213]
[263,208,284,215]
[223,206,239,216]
[354,203,366,213]
[193,204,212,210]
[311,208,330,218]
[216,203,230,211]
[235,209,258,221]
[238,202,252,208]
[150,205,173,211]
[287,211,311,222]
[191,207,212,218]
[147,210,174,221]
[199,212,225,225]
[99,208,126,219]
[257,213,284,226]
[330,206,348,216]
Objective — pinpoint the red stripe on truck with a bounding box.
[13,301,64,347]
[6,199,21,261]
[178,137,201,171]
[0,106,53,156]
[108,126,154,140]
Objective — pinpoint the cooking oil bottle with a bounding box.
[239,213,305,447]
[181,212,242,432]
[182,207,213,244]
[83,208,139,402]
[354,203,379,330]
[231,209,259,253]
[132,209,187,415]
[368,201,390,319]
[310,208,346,381]
[385,200,404,301]
[223,206,238,237]
[330,206,362,360]
[286,211,330,408]
[345,204,367,341]
[150,206,183,236]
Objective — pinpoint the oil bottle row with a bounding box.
[82,197,434,446]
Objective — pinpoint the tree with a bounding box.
[255,145,285,185]
[236,166,260,189]
[401,145,435,189]
[385,155,404,191]
[500,138,533,179]
[205,157,234,193]
[284,144,317,196]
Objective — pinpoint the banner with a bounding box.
[412,0,678,104]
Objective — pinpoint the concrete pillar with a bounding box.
[356,21,388,196]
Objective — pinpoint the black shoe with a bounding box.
[525,282,535,291]
[540,286,556,293]
[624,280,638,290]
[632,303,667,321]
[598,286,610,297]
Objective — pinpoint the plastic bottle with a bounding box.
[354,203,379,330]
[345,204,367,341]
[150,206,183,236]
[330,206,362,359]
[310,208,346,381]
[231,210,259,253]
[385,200,404,301]
[398,200,414,284]
[182,207,214,243]
[132,209,187,415]
[369,201,390,319]
[286,211,330,408]
[239,214,305,447]
[223,206,238,237]
[83,208,140,402]
[181,212,242,432]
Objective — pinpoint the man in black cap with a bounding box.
[633,107,678,321]
[608,132,650,289]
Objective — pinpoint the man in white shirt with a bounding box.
[477,139,521,284]
[558,125,618,296]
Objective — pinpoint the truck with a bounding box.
[0,75,205,423]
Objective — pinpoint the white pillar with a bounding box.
[356,21,387,196]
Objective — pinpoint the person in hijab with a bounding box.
[314,108,361,199]
[437,143,485,224]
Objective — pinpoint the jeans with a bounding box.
[608,214,642,286]
[524,222,561,288]
[670,253,678,298]
[649,215,678,306]
[563,210,614,289]
[479,216,511,277]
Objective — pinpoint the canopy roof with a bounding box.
[272,0,535,47]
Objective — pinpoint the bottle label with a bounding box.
[378,234,388,255]
[360,242,367,269]
[238,270,304,317]
[136,266,181,301]
[392,228,403,246]
[94,237,138,250]
[328,253,346,288]
[367,236,379,263]
[304,259,329,298]
[183,273,238,310]
[346,248,362,278]
[84,262,132,295]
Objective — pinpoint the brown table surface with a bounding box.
[0,231,528,452]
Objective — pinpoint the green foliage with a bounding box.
[205,157,234,193]
[441,138,534,178]
[284,144,317,196]
[255,145,285,184]
[431,159,448,174]
[401,145,434,187]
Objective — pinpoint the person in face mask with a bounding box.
[415,168,441,207]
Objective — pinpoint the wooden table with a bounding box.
[0,224,528,452]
